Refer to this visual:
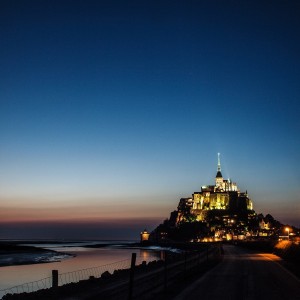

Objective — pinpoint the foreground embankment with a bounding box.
[235,239,300,278]
[2,243,223,300]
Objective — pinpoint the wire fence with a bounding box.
[96,244,223,300]
[0,277,52,299]
[58,258,131,286]
[0,244,223,300]
[0,252,160,299]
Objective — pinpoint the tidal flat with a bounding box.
[0,242,73,267]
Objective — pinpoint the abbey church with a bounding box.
[150,154,258,242]
[176,153,254,224]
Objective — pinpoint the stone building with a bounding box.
[177,153,254,224]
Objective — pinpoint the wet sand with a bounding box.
[0,243,73,267]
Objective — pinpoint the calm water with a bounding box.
[0,241,165,298]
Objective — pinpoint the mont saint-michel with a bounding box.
[150,154,279,242]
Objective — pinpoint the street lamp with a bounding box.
[285,227,290,240]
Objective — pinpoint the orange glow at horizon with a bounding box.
[0,197,170,223]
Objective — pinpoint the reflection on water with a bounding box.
[139,249,161,261]
[0,244,163,295]
[140,249,152,261]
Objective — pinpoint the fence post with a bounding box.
[164,250,167,292]
[128,253,136,300]
[184,251,187,275]
[52,270,58,288]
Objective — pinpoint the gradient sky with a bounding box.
[1,0,300,239]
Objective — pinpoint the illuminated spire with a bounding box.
[216,153,223,178]
[217,152,221,172]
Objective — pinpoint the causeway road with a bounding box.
[174,244,300,300]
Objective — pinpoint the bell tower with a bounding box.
[215,153,224,190]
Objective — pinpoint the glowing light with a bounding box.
[140,229,150,242]
[285,227,290,240]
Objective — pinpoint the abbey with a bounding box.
[150,155,284,242]
[177,153,254,224]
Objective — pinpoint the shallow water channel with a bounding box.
[0,241,165,298]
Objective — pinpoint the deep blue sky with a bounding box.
[0,0,299,239]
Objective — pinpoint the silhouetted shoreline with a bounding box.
[0,242,74,267]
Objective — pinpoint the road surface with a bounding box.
[174,244,300,300]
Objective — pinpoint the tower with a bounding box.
[215,153,224,190]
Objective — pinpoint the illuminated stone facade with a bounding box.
[177,154,253,223]
[150,155,284,242]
